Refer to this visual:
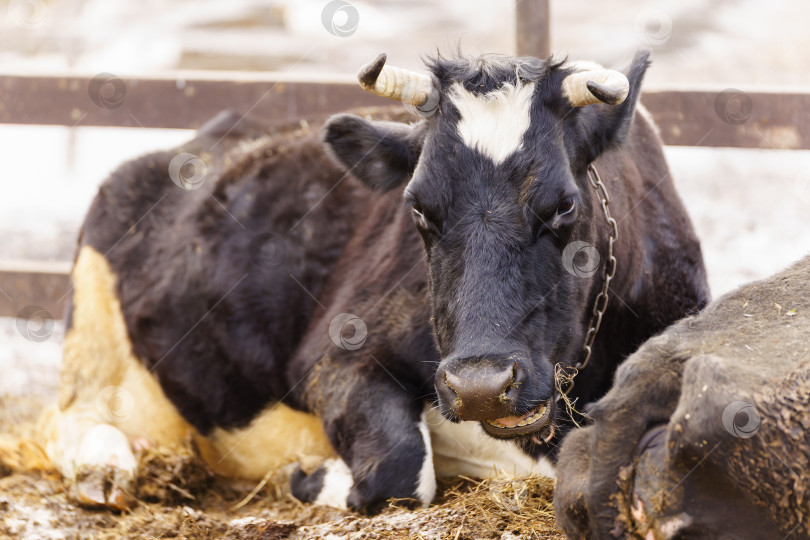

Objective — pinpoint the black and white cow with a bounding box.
[43,50,708,513]
[555,255,810,539]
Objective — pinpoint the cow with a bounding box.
[555,254,810,539]
[41,49,709,513]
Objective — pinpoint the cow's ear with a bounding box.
[564,50,651,168]
[323,114,425,192]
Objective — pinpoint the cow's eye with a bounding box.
[411,203,429,229]
[556,196,576,217]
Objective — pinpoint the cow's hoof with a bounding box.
[74,463,135,510]
[291,457,353,510]
[72,424,137,510]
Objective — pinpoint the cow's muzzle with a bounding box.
[435,354,553,438]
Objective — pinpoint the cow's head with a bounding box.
[324,51,650,442]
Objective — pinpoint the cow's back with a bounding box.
[73,113,364,433]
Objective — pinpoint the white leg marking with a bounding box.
[660,513,693,539]
[449,81,536,165]
[313,457,353,510]
[70,423,137,509]
[75,424,136,474]
[415,411,437,505]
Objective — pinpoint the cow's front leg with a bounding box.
[555,333,689,538]
[291,370,435,513]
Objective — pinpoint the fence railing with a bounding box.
[1,0,806,320]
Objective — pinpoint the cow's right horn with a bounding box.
[358,53,439,109]
[562,69,630,107]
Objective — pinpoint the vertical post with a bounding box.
[515,0,550,58]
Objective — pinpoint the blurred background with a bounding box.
[1,0,810,399]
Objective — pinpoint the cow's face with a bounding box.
[324,52,649,442]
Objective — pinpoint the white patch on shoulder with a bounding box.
[313,457,354,510]
[415,411,437,505]
[534,454,556,479]
[449,81,536,165]
[425,407,555,480]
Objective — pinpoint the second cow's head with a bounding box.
[324,51,650,442]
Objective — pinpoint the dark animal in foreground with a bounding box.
[555,255,810,539]
[41,50,708,513]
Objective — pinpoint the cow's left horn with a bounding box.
[562,69,630,107]
[358,53,438,108]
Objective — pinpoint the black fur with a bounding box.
[323,115,426,191]
[290,466,326,503]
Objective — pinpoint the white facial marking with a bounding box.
[449,81,536,165]
[415,412,437,505]
[313,457,353,510]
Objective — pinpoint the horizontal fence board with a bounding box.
[0,262,71,320]
[1,75,809,149]
[0,74,391,130]
[642,89,810,150]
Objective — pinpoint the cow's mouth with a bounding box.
[481,399,553,438]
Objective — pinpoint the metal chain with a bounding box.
[563,163,618,396]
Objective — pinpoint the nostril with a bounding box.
[434,366,462,415]
[444,373,462,407]
[436,357,525,420]
[444,370,462,394]
[498,363,519,399]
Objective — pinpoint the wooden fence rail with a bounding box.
[2,75,808,150]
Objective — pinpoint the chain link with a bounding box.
[563,164,618,396]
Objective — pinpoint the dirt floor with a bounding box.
[0,396,563,540]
